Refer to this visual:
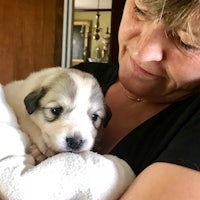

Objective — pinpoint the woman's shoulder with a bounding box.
[73,62,118,78]
[73,62,119,93]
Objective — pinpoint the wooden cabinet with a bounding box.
[0,0,63,84]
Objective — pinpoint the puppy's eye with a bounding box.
[91,113,99,122]
[50,107,63,116]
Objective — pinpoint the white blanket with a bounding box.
[0,84,135,200]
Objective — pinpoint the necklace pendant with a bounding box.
[119,82,144,102]
[136,98,143,102]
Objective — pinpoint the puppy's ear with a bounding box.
[24,87,47,114]
[103,104,112,127]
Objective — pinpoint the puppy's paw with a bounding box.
[29,144,47,163]
[29,144,56,164]
[43,147,56,158]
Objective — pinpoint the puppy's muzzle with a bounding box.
[66,137,83,151]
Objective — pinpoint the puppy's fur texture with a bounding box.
[3,67,109,162]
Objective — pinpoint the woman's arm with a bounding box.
[120,162,200,199]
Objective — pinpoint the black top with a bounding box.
[74,62,200,175]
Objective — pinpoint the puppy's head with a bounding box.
[24,68,111,153]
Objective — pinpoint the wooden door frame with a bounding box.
[110,0,126,63]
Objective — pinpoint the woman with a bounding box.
[75,0,200,199]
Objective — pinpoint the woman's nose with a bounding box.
[132,24,166,62]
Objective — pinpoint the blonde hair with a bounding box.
[142,0,200,46]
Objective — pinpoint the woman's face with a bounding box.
[118,0,200,102]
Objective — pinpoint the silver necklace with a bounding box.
[120,83,144,102]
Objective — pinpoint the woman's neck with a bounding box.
[96,81,169,154]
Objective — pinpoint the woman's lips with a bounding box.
[129,57,161,80]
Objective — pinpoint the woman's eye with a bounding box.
[179,41,199,52]
[170,33,199,52]
[134,6,145,16]
[51,107,63,116]
[133,5,147,20]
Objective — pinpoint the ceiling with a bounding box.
[75,0,112,9]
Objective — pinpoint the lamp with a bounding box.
[93,0,101,40]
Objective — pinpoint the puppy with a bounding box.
[3,67,110,162]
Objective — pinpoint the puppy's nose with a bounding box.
[66,137,83,150]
